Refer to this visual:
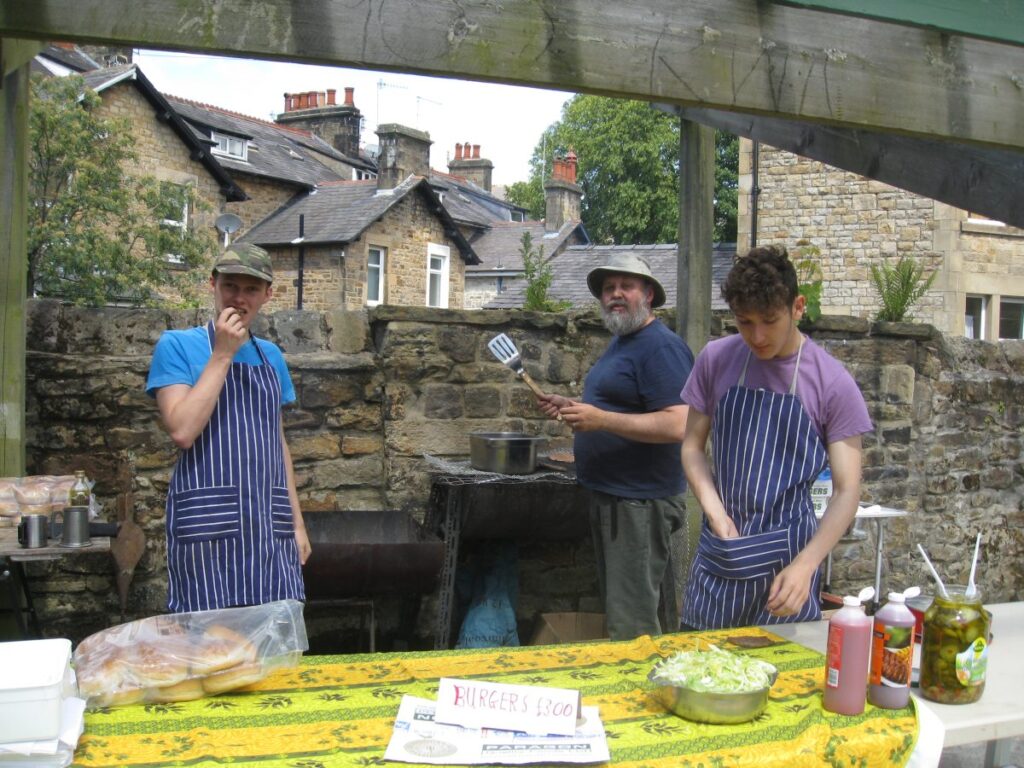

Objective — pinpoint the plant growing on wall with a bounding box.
[28,74,217,307]
[793,240,824,324]
[870,255,938,322]
[521,232,571,312]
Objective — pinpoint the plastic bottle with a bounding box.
[823,586,874,715]
[868,586,919,709]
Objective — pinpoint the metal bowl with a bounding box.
[648,666,778,724]
[469,432,546,475]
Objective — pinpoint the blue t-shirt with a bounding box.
[146,325,296,404]
[575,319,694,499]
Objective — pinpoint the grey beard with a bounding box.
[602,303,651,336]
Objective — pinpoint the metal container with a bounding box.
[469,432,546,475]
[17,515,49,549]
[648,667,778,724]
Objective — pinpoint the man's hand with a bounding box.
[706,512,740,539]
[536,393,575,420]
[559,401,604,432]
[765,559,817,616]
[213,306,248,358]
[295,524,311,565]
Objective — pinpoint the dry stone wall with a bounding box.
[21,301,1024,647]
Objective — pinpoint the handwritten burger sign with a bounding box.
[434,678,581,736]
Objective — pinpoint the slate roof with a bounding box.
[166,97,352,189]
[428,171,528,228]
[79,65,246,202]
[466,220,589,274]
[35,44,101,74]
[237,175,479,264]
[485,242,737,309]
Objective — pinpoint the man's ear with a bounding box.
[793,293,807,317]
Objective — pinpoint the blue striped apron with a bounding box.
[682,339,827,629]
[165,322,305,612]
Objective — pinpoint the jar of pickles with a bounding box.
[919,585,989,704]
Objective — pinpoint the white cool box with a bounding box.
[0,638,75,744]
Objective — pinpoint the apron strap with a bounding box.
[736,334,806,395]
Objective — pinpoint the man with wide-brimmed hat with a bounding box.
[537,252,693,640]
[146,243,309,613]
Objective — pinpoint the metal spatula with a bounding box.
[487,332,554,403]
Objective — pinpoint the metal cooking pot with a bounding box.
[469,432,546,475]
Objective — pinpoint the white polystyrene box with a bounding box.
[0,638,73,744]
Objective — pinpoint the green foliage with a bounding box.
[507,95,738,244]
[870,255,938,322]
[28,74,217,307]
[520,232,571,312]
[793,240,824,324]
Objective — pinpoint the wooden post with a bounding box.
[0,39,36,476]
[677,118,715,355]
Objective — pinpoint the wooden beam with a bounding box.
[673,106,1024,229]
[1,0,1023,151]
[678,119,715,354]
[0,36,41,77]
[0,47,28,476]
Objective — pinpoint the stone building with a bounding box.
[738,140,1024,340]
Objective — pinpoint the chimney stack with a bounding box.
[447,141,494,193]
[375,124,432,190]
[543,150,582,232]
[276,85,363,158]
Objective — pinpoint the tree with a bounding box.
[520,232,571,312]
[28,74,217,306]
[506,95,738,244]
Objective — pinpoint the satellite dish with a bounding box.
[215,213,243,235]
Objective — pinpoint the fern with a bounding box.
[793,240,824,324]
[870,256,937,322]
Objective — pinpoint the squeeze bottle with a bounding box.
[868,587,919,709]
[823,586,874,715]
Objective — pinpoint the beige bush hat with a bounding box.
[586,253,666,308]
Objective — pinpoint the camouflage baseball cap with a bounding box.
[212,243,273,283]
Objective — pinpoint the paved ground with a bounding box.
[940,738,1023,767]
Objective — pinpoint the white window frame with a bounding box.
[211,131,248,160]
[426,243,451,308]
[367,246,386,306]
[998,297,1024,341]
[159,182,189,265]
[964,294,987,341]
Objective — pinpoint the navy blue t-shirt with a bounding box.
[575,319,694,499]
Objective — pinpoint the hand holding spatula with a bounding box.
[488,333,562,421]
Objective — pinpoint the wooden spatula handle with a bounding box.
[520,372,563,421]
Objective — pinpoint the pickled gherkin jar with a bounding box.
[919,586,989,704]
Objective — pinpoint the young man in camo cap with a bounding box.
[146,243,310,613]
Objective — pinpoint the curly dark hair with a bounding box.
[721,245,799,313]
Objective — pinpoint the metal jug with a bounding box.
[17,514,49,548]
[53,506,91,547]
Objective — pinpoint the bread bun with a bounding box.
[153,677,205,703]
[92,685,147,708]
[201,661,265,694]
[189,625,258,675]
[13,484,50,505]
[120,642,189,688]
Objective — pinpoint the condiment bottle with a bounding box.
[868,586,919,709]
[69,470,91,508]
[920,585,989,704]
[823,586,874,715]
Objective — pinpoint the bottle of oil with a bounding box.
[68,470,91,508]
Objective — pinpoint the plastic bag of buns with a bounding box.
[73,599,308,708]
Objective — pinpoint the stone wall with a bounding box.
[20,301,1024,649]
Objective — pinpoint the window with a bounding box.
[157,182,189,264]
[999,298,1024,340]
[353,168,377,181]
[367,246,386,306]
[965,295,986,340]
[426,243,450,308]
[211,131,247,160]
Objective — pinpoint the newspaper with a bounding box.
[384,695,610,765]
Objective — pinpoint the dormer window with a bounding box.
[211,131,247,160]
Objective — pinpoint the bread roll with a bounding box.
[201,662,265,694]
[190,625,258,675]
[153,677,205,703]
[13,483,50,506]
[120,642,189,688]
[92,686,147,708]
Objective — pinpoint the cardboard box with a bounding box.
[530,612,607,646]
[0,638,73,744]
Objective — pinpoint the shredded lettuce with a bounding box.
[650,645,776,693]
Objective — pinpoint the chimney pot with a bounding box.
[312,91,321,108]
[327,88,337,105]
[344,87,355,106]
[283,93,291,112]
[472,144,480,159]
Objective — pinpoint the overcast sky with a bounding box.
[133,49,572,188]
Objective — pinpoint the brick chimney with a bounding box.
[447,141,494,192]
[275,86,362,158]
[544,150,582,232]
[375,124,432,190]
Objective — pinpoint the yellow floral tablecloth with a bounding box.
[72,626,917,768]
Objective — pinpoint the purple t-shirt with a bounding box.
[681,334,871,445]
